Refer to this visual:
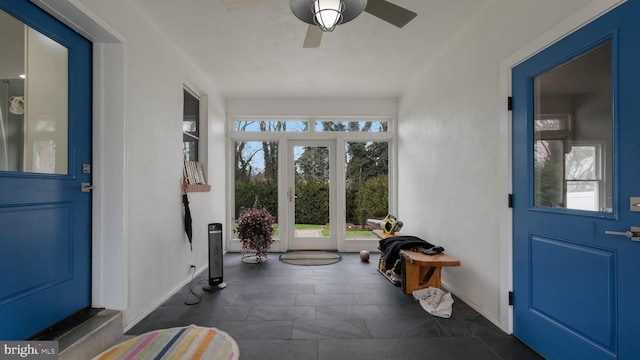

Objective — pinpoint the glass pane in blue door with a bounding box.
[0,9,69,175]
[533,42,612,212]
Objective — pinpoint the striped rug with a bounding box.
[279,251,342,266]
[93,324,239,360]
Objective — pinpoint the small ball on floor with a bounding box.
[359,250,370,262]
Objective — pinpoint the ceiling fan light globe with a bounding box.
[313,0,344,32]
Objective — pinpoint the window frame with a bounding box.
[564,141,605,212]
[227,115,397,252]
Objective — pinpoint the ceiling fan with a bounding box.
[221,0,417,48]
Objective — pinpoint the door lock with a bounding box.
[605,226,640,241]
[81,182,94,192]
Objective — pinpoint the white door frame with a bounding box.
[497,0,626,334]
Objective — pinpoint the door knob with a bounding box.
[288,187,297,202]
[81,182,94,192]
[605,226,640,241]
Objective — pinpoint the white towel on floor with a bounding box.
[412,287,454,318]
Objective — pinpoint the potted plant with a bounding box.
[236,206,275,263]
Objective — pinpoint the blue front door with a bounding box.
[0,0,92,339]
[513,1,640,359]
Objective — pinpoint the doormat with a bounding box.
[279,251,342,266]
[93,324,238,360]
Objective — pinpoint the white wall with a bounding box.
[39,0,227,329]
[226,98,398,117]
[397,0,621,331]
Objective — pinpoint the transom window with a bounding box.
[233,119,389,133]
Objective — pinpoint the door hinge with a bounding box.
[509,291,514,306]
[507,96,513,111]
[508,193,513,208]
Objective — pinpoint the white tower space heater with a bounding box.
[203,223,226,291]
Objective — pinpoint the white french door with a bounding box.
[287,140,337,250]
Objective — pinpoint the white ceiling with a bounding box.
[129,0,488,99]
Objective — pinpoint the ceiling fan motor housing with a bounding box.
[290,0,367,25]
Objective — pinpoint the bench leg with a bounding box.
[402,261,443,294]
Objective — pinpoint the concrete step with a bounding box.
[58,309,123,360]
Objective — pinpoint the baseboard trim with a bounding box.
[123,265,208,332]
[441,281,505,333]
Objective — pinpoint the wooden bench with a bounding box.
[373,229,461,294]
[399,249,460,294]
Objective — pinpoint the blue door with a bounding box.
[0,0,92,339]
[513,1,640,359]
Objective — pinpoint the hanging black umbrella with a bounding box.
[182,181,193,251]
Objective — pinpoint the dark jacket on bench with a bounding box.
[378,236,435,274]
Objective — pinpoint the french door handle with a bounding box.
[289,190,298,202]
[605,226,640,241]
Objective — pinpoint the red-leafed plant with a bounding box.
[236,207,275,262]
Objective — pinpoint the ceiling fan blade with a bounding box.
[303,25,323,48]
[221,0,265,10]
[365,0,417,28]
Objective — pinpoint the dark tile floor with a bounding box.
[127,253,543,360]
